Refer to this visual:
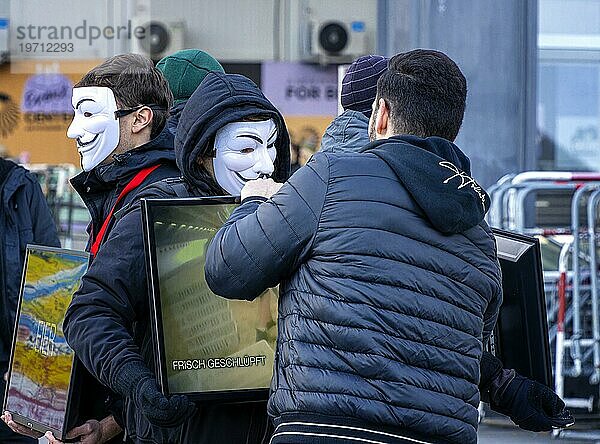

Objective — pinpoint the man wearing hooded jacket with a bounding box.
[0,155,60,443]
[131,71,291,443]
[203,49,571,443]
[57,53,194,443]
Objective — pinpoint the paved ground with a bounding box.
[479,422,597,443]
[35,423,599,443]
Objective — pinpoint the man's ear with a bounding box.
[375,98,389,138]
[131,107,153,134]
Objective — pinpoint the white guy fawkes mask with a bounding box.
[67,86,120,171]
[213,119,278,195]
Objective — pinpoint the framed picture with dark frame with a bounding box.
[3,245,89,441]
[142,196,278,403]
[491,229,553,389]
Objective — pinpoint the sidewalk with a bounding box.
[479,423,592,443]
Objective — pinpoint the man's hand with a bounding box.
[241,178,283,202]
[45,416,122,444]
[134,377,196,428]
[45,420,102,444]
[1,411,43,438]
[490,372,574,432]
[113,361,195,428]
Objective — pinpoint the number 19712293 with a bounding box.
[19,42,74,52]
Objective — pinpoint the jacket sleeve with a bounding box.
[482,268,503,344]
[205,152,330,300]
[63,205,150,388]
[28,175,60,248]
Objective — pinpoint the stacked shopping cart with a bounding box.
[488,172,600,439]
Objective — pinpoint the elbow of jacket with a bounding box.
[62,312,74,345]
[205,267,256,301]
[205,267,233,298]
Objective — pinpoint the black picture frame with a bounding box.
[492,229,553,388]
[142,196,277,403]
[3,245,89,441]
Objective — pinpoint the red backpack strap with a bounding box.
[90,164,161,257]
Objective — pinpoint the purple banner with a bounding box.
[261,61,337,116]
[21,74,73,114]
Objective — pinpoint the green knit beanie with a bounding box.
[156,49,224,105]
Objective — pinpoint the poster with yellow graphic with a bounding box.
[4,246,88,438]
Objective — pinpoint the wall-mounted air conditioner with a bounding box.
[0,18,8,64]
[302,19,369,64]
[131,20,185,62]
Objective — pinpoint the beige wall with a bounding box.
[0,61,98,164]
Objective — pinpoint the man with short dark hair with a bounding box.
[202,49,562,443]
[61,53,192,443]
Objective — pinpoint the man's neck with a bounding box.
[99,137,151,167]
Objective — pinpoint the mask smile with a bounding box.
[77,134,99,149]
[234,171,248,182]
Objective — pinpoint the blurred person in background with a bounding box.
[320,55,388,154]
[0,148,60,444]
[156,48,225,137]
[204,49,573,443]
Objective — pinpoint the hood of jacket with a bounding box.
[0,158,19,204]
[166,100,186,137]
[70,124,176,195]
[365,135,490,234]
[320,110,370,154]
[175,72,291,188]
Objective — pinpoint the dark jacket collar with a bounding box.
[71,126,176,196]
[0,158,18,194]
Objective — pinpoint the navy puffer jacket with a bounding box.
[205,135,503,443]
[0,160,60,369]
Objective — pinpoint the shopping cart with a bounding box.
[487,171,600,439]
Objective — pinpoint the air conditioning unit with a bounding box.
[131,20,185,62]
[303,19,369,64]
[0,18,8,64]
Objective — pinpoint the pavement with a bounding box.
[35,422,599,443]
[35,425,596,444]
[479,422,597,443]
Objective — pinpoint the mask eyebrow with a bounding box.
[237,134,263,144]
[75,98,95,109]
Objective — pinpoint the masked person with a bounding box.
[127,71,290,443]
[203,49,573,444]
[58,53,192,444]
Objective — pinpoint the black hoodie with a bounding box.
[366,135,490,234]
[175,72,291,189]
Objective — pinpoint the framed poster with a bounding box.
[492,229,553,388]
[142,196,278,403]
[3,245,89,440]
